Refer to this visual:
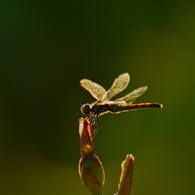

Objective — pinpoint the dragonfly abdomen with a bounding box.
[107,103,163,114]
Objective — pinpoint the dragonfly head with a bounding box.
[81,103,92,116]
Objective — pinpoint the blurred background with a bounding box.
[0,1,195,195]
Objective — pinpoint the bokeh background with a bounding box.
[1,1,195,195]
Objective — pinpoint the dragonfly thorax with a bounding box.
[81,103,92,116]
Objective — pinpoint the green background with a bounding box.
[1,1,194,195]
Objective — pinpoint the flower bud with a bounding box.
[78,118,105,194]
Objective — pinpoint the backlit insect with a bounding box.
[80,73,163,136]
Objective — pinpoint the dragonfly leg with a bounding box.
[92,115,100,139]
[86,113,95,125]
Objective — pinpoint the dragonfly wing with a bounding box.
[103,73,130,100]
[80,79,107,100]
[115,86,148,104]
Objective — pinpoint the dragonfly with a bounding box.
[80,73,163,136]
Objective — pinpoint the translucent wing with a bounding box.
[80,79,107,101]
[102,73,130,100]
[114,86,148,104]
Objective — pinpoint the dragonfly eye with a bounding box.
[81,103,92,116]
